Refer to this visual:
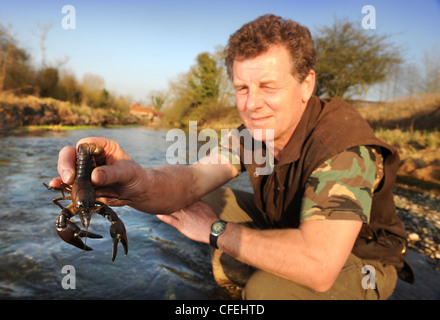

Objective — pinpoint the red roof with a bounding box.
[130,103,164,117]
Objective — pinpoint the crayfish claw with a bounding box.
[77,230,104,239]
[109,219,129,262]
[57,220,94,251]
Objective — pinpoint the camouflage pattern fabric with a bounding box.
[300,146,383,223]
[213,131,384,224]
[213,128,248,174]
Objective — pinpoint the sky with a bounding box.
[1,0,439,102]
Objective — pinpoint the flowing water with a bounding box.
[0,127,251,299]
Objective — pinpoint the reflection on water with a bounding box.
[0,127,251,299]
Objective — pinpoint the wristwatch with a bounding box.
[210,220,227,249]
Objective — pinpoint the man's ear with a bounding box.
[301,70,315,103]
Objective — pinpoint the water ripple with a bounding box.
[0,128,219,299]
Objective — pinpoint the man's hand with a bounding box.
[157,201,219,244]
[49,137,148,207]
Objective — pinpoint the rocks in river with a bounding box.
[408,233,421,241]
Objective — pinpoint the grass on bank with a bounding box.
[354,92,440,130]
[359,92,440,194]
[355,91,439,155]
[374,127,440,153]
[20,124,141,132]
[0,92,139,129]
[21,124,102,132]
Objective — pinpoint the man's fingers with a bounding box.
[55,138,133,187]
[48,177,63,188]
[91,159,142,186]
[57,146,76,184]
[91,162,122,186]
[157,213,180,229]
[76,137,132,165]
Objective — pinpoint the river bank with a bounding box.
[0,93,143,133]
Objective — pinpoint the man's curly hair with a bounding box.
[224,14,316,83]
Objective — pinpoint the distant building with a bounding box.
[129,103,164,122]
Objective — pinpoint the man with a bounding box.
[50,14,412,299]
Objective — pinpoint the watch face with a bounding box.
[211,221,226,236]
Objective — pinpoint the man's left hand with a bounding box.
[157,200,218,244]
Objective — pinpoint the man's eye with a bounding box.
[263,86,276,92]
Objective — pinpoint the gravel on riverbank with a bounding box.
[394,186,440,270]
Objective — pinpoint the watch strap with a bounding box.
[210,233,219,249]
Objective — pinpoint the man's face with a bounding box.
[233,45,312,154]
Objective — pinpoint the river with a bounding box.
[0,127,252,299]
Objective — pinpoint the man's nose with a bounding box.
[245,88,263,111]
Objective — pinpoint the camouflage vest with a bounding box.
[238,96,413,282]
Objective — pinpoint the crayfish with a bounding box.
[44,143,128,262]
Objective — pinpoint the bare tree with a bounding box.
[31,23,53,68]
[32,23,69,69]
[314,18,402,99]
[422,46,440,94]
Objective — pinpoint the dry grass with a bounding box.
[355,92,440,158]
[0,92,64,108]
[374,128,440,153]
[0,92,138,128]
[355,92,440,131]
[357,92,440,191]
